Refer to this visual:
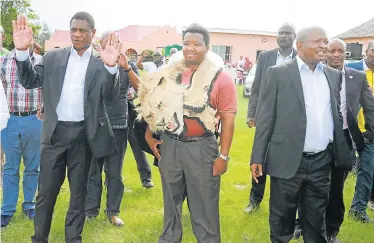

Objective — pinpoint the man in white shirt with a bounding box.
[12,12,121,243]
[250,27,351,243]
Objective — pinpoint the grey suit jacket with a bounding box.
[247,48,297,119]
[16,47,119,158]
[345,67,374,151]
[251,59,351,179]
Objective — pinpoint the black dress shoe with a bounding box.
[348,210,374,224]
[1,215,12,227]
[142,180,154,189]
[24,208,36,220]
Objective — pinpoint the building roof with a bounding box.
[336,18,374,38]
[182,27,277,36]
[117,25,162,42]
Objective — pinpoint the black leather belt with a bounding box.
[164,131,213,142]
[58,120,84,126]
[302,151,324,158]
[303,144,332,158]
[9,110,38,117]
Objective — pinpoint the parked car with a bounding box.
[243,64,256,98]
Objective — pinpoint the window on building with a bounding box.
[212,45,232,63]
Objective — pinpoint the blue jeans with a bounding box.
[1,114,42,216]
[350,143,374,214]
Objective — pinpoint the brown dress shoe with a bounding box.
[109,216,124,227]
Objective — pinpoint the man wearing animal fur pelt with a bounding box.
[138,24,237,243]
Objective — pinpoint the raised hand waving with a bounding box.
[95,32,122,67]
[12,15,33,51]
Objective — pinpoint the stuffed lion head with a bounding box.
[137,61,187,135]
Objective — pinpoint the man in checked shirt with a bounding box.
[0,38,43,228]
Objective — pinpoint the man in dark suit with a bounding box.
[324,38,374,242]
[85,31,141,227]
[245,23,297,213]
[13,13,121,243]
[250,27,351,243]
[346,40,374,223]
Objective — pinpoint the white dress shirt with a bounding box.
[340,68,348,129]
[297,56,334,153]
[15,47,118,121]
[276,50,293,65]
[56,47,92,121]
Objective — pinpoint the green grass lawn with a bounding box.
[1,86,374,242]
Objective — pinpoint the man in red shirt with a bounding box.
[144,24,237,243]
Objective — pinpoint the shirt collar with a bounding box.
[70,46,92,58]
[296,55,324,72]
[277,49,293,59]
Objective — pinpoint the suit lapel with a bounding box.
[323,67,341,123]
[84,55,99,102]
[57,48,71,99]
[287,59,306,114]
[268,48,278,67]
[292,48,298,58]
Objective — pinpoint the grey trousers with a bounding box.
[158,133,221,243]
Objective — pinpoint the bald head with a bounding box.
[328,38,346,50]
[326,38,346,70]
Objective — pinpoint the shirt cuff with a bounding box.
[15,49,29,61]
[105,64,118,75]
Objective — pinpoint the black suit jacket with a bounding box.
[16,47,119,158]
[247,48,297,119]
[344,67,374,151]
[251,59,351,179]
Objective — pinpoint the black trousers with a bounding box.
[32,122,92,243]
[249,173,267,205]
[325,164,348,237]
[85,129,127,217]
[270,147,332,243]
[296,129,353,237]
[127,115,152,182]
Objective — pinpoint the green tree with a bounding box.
[0,0,41,49]
[36,22,51,51]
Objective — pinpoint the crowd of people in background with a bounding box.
[0,11,374,243]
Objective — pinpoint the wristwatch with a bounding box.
[219,153,230,162]
[124,66,132,72]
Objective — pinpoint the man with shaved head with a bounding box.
[250,27,351,242]
[245,23,298,213]
[86,30,141,227]
[324,38,374,242]
[346,40,374,222]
